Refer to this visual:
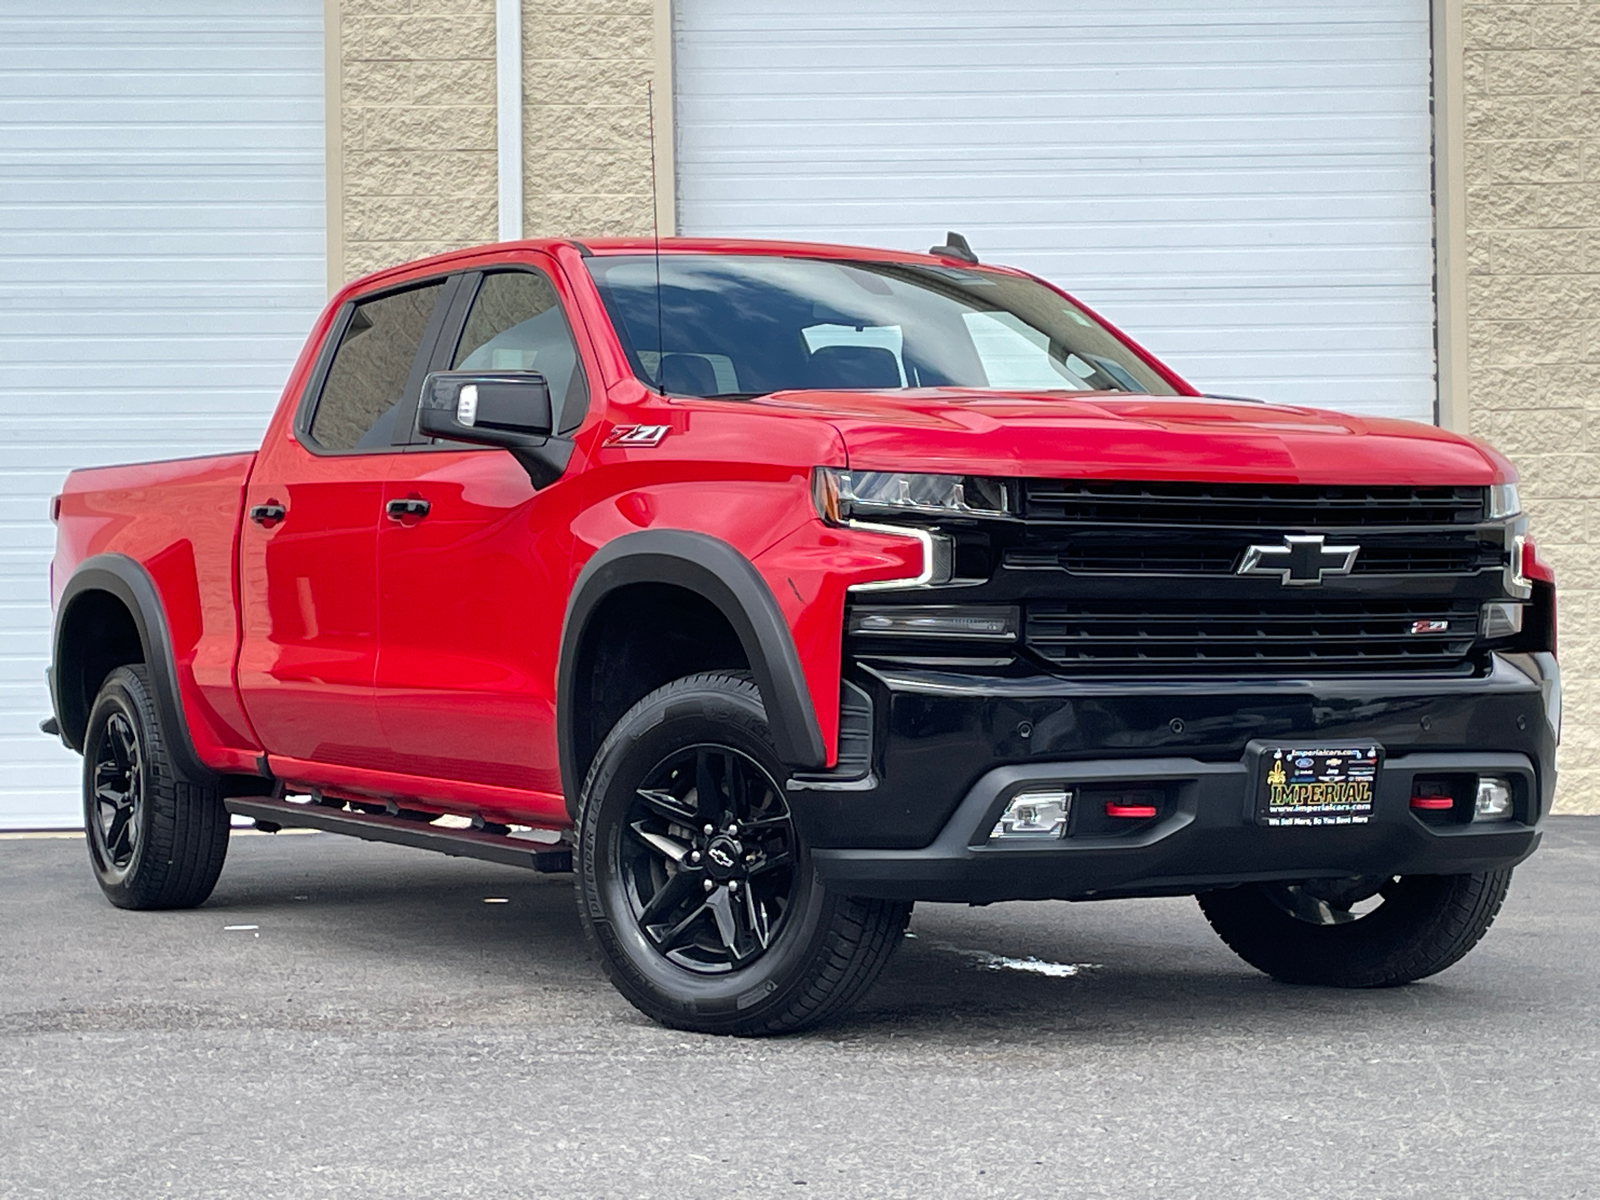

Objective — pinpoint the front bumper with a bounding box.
[791,652,1559,904]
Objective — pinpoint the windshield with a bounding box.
[584,254,1177,399]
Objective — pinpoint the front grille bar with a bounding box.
[1025,600,1481,674]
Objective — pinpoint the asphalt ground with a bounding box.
[1,821,1597,1200]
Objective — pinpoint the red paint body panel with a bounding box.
[48,236,1532,827]
[236,439,389,767]
[749,390,1507,486]
[374,445,581,793]
[52,452,261,771]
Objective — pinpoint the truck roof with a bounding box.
[345,236,1018,294]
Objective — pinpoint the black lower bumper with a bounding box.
[791,652,1560,904]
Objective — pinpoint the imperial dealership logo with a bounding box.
[1238,534,1360,586]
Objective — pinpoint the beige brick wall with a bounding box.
[1463,2,1600,812]
[334,0,655,282]
[337,0,499,280]
[522,1,657,237]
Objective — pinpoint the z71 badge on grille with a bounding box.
[1238,533,1359,586]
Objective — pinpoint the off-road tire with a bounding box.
[576,672,911,1035]
[82,664,229,910]
[1197,870,1513,988]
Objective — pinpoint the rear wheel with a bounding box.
[82,664,229,910]
[576,672,910,1035]
[1197,870,1512,988]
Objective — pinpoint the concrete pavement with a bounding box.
[2,821,1597,1198]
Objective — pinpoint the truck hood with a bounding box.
[750,389,1509,485]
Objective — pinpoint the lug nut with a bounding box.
[690,850,701,862]
[703,824,715,835]
[728,880,739,893]
[703,879,714,892]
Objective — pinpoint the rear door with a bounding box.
[237,276,455,769]
[374,259,593,801]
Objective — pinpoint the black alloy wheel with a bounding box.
[88,709,144,878]
[80,664,230,910]
[576,672,912,1035]
[620,744,798,974]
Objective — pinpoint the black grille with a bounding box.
[1022,480,1487,527]
[1005,535,1498,577]
[1025,599,1481,674]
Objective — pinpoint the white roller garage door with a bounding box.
[673,0,1437,421]
[0,3,325,828]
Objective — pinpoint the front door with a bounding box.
[237,277,451,769]
[374,264,591,802]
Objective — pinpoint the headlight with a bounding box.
[814,468,1011,524]
[1487,483,1521,519]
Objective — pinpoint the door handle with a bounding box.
[248,501,286,528]
[385,496,431,522]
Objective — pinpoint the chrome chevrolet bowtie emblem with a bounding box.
[1238,534,1360,586]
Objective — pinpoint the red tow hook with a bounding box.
[1410,795,1454,811]
[1104,802,1158,819]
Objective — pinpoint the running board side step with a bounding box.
[223,796,573,873]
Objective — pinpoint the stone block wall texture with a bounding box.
[337,0,655,280]
[522,1,657,237]
[1464,2,1600,812]
[339,0,499,279]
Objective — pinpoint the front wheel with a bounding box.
[1197,870,1512,988]
[576,672,910,1035]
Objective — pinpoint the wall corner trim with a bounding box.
[653,0,677,236]
[323,0,344,294]
[1432,0,1469,433]
[496,0,524,241]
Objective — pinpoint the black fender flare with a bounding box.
[557,530,828,808]
[52,552,217,782]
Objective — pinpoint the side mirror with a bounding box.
[417,371,573,489]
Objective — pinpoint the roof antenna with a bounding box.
[929,230,978,265]
[647,80,664,391]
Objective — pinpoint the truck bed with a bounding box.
[52,451,259,769]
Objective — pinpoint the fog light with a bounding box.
[991,789,1071,840]
[1474,776,1515,822]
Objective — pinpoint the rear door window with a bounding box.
[308,280,448,452]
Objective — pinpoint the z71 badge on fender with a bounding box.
[605,424,671,447]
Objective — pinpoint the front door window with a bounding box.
[450,270,589,433]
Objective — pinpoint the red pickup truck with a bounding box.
[47,236,1559,1035]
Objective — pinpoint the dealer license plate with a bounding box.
[1259,745,1381,827]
